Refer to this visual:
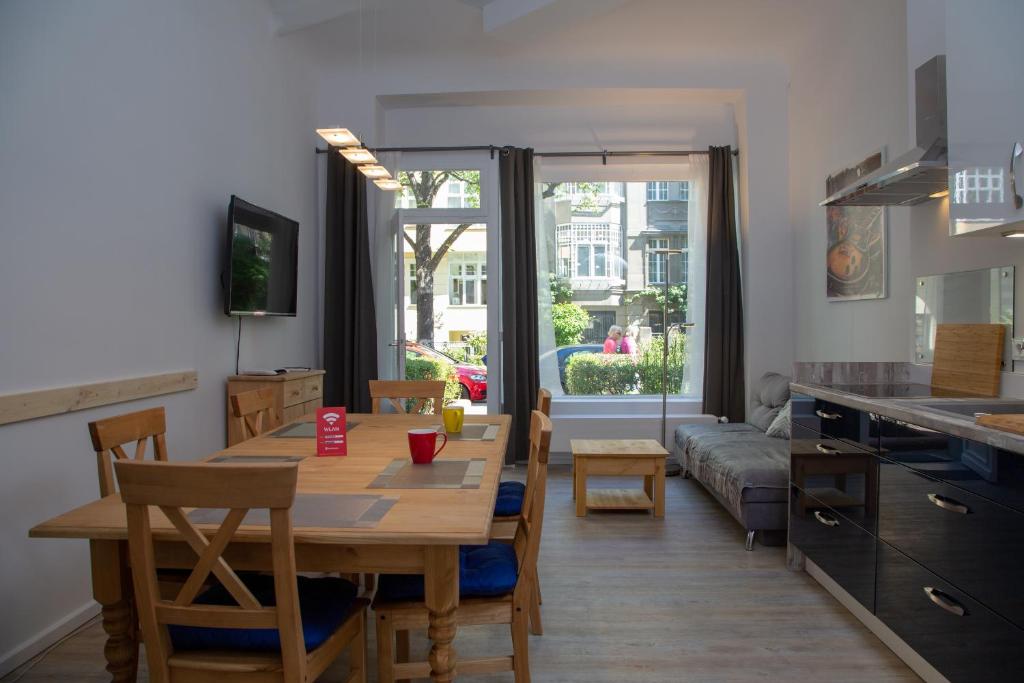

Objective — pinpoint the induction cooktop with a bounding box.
[819,383,982,399]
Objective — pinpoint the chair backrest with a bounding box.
[89,407,168,498]
[513,410,552,594]
[368,380,446,415]
[536,387,552,418]
[115,460,305,682]
[230,387,276,440]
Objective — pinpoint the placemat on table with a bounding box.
[367,458,487,489]
[187,493,396,528]
[430,423,500,441]
[269,421,359,438]
[208,454,306,463]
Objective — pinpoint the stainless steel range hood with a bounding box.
[821,56,947,207]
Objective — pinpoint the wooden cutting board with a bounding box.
[931,323,1005,397]
[976,413,1024,436]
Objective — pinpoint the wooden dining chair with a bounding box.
[492,387,552,634]
[373,410,552,683]
[114,459,368,683]
[88,407,169,498]
[368,380,446,416]
[230,386,276,441]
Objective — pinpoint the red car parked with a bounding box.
[405,341,487,402]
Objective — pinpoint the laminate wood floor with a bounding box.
[5,468,919,682]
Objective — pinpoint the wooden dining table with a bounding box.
[29,412,511,683]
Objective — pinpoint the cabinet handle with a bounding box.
[813,510,840,527]
[1011,141,1023,210]
[815,409,842,420]
[815,443,842,455]
[927,493,971,515]
[923,586,967,617]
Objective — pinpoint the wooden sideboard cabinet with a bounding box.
[225,370,324,445]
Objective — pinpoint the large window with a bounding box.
[536,179,703,399]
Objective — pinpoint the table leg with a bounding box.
[574,460,587,517]
[653,461,666,518]
[424,545,459,682]
[90,540,139,683]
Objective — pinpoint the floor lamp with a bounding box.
[647,247,694,451]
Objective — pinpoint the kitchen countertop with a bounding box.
[791,381,1024,456]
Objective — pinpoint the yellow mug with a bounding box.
[442,405,464,434]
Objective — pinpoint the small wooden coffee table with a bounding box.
[571,439,669,518]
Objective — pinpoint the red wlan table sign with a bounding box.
[316,407,348,456]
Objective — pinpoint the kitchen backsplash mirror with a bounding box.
[915,266,1014,369]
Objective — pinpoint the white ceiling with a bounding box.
[268,0,631,36]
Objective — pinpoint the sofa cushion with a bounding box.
[684,430,790,521]
[765,400,792,439]
[674,422,758,452]
[748,372,792,431]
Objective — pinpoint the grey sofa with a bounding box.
[674,372,791,550]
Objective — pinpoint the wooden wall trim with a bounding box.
[0,371,198,426]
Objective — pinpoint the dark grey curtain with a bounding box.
[499,147,539,464]
[323,150,378,412]
[702,145,745,422]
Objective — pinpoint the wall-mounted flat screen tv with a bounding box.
[223,195,299,316]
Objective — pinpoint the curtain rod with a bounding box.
[315,145,739,161]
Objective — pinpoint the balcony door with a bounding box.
[385,153,500,415]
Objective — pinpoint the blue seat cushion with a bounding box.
[494,480,526,517]
[376,542,518,603]
[169,575,358,653]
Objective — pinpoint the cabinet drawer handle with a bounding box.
[927,493,970,515]
[816,443,841,455]
[923,586,967,617]
[815,409,842,420]
[1011,141,1023,210]
[813,510,839,527]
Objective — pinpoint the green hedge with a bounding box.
[564,353,637,395]
[564,335,688,396]
[635,334,687,394]
[404,357,462,409]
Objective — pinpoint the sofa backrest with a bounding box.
[748,372,791,432]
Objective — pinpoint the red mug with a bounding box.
[408,428,447,464]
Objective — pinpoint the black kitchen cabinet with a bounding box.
[789,485,876,611]
[875,542,1024,683]
[791,392,878,452]
[878,458,1024,629]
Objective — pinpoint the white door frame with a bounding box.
[393,152,501,415]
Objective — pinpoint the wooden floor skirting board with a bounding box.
[0,602,99,678]
[0,371,197,426]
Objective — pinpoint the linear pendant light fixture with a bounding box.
[316,127,400,190]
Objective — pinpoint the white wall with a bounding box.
[304,0,798,400]
[789,0,913,363]
[789,0,1024,387]
[0,0,319,672]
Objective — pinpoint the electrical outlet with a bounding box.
[1013,337,1024,361]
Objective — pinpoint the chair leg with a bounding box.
[528,568,543,636]
[745,529,756,551]
[348,611,367,683]
[512,605,531,683]
[395,629,411,683]
[376,612,395,683]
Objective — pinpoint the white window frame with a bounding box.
[556,222,623,280]
[647,181,669,201]
[646,237,670,285]
[449,252,486,307]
